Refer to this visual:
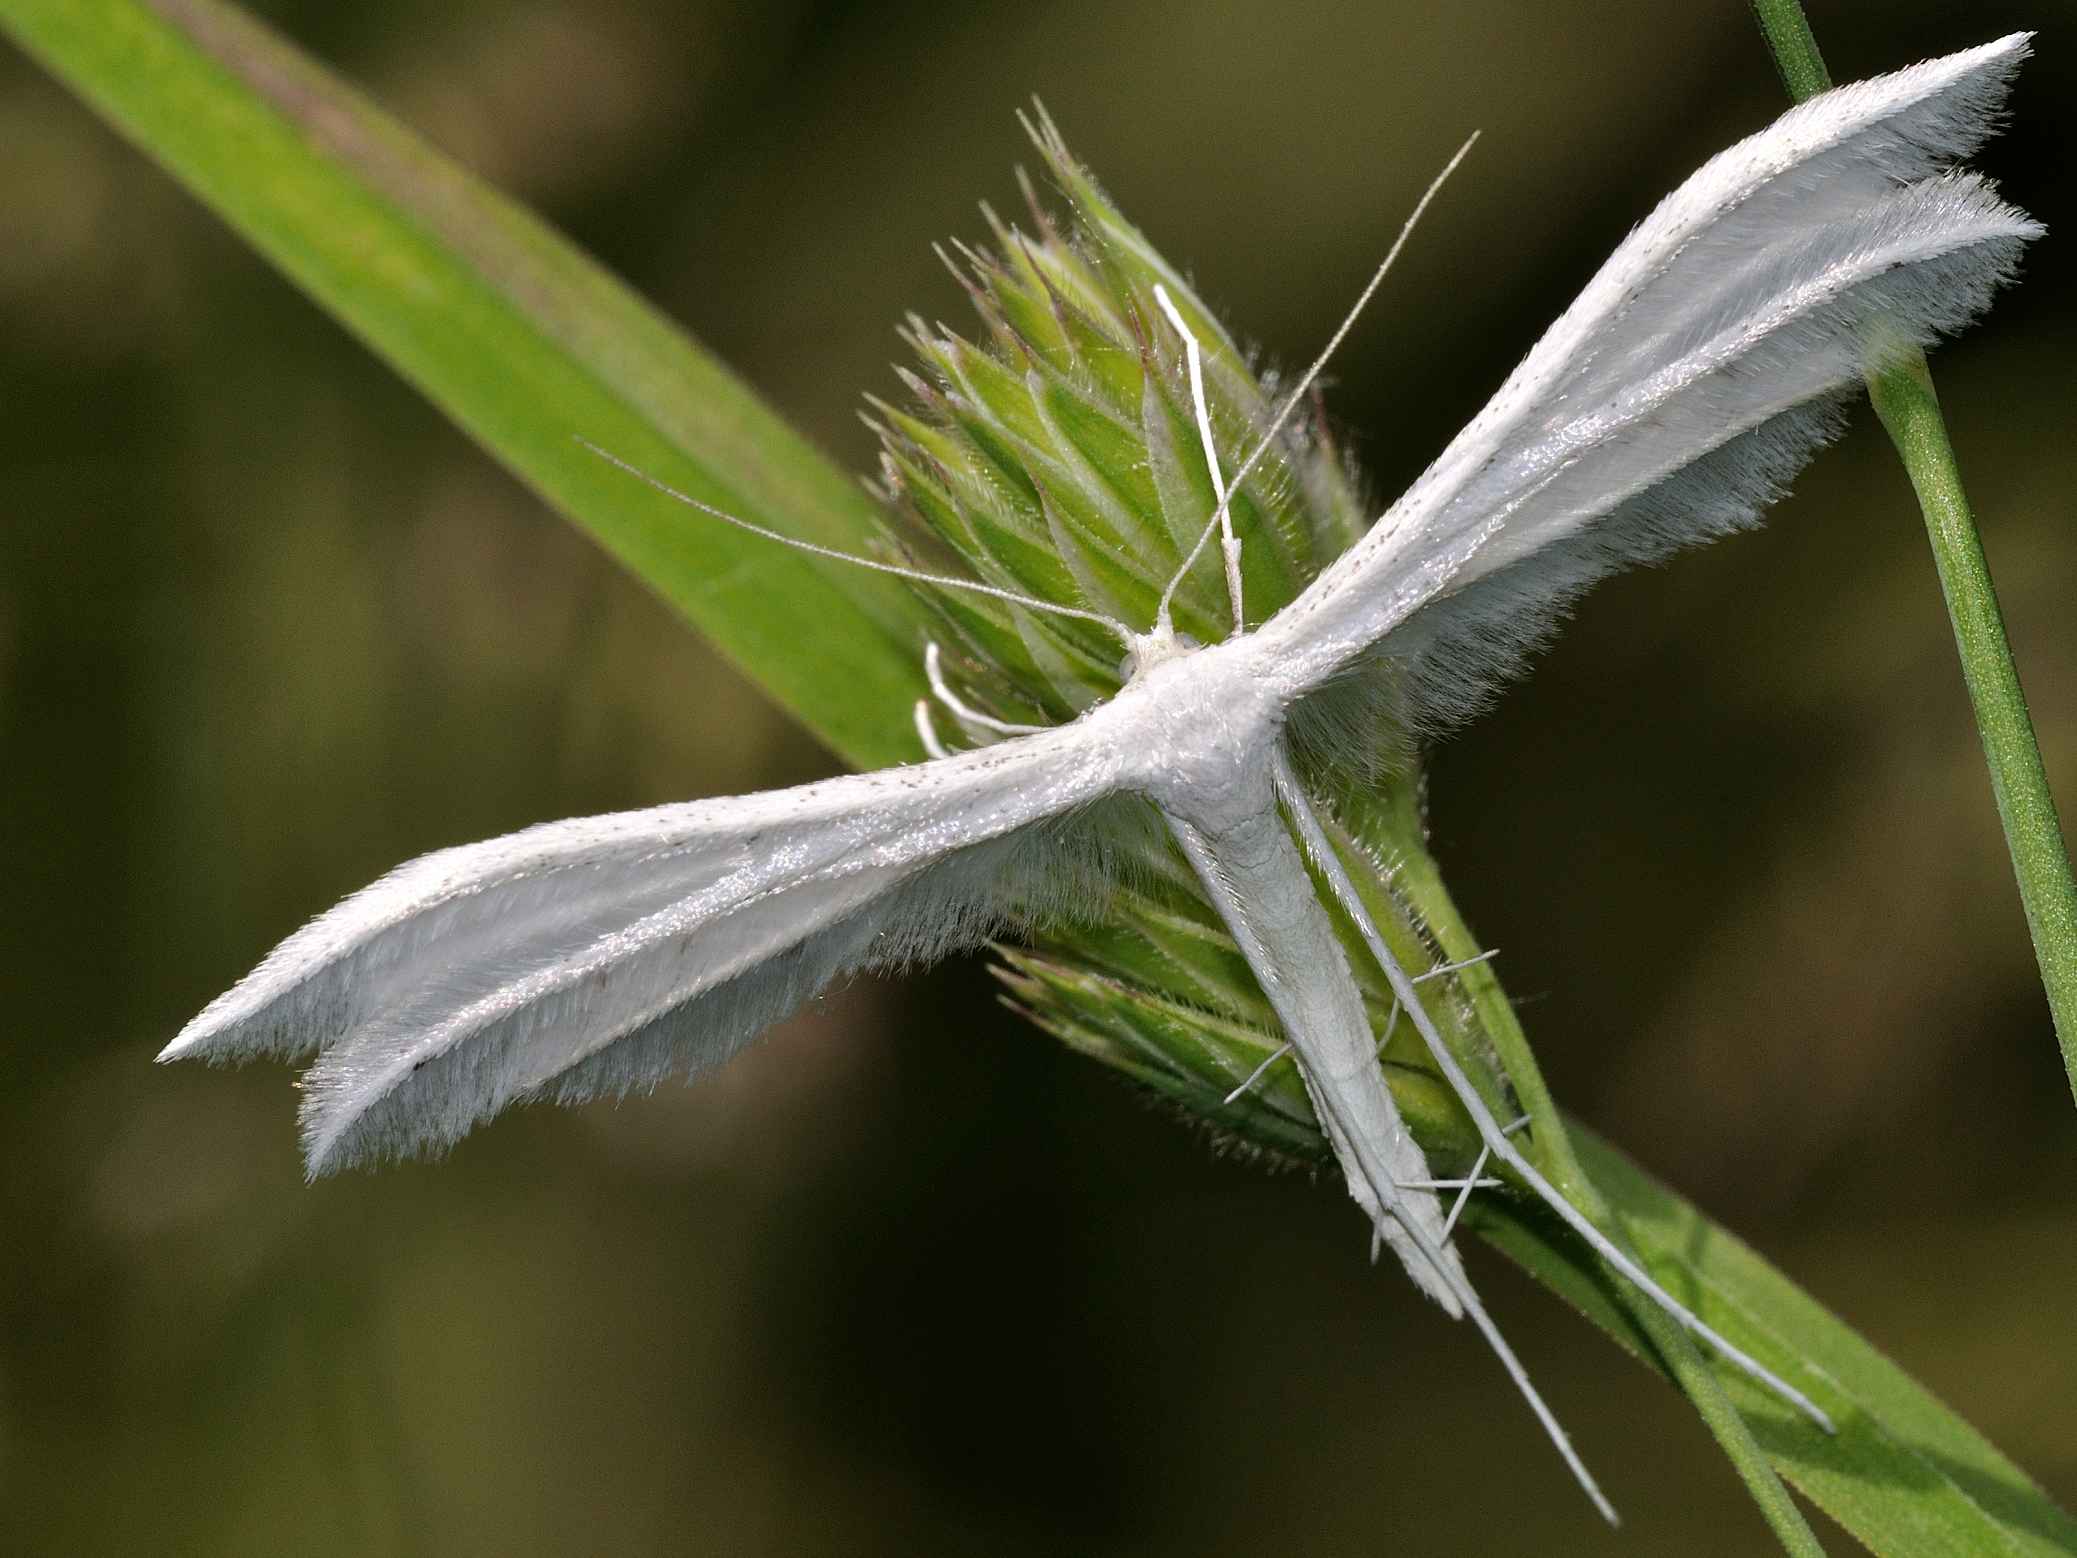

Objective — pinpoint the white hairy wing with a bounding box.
[163,722,1126,1174]
[1257,35,2039,712]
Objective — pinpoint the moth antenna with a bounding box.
[1150,284,1245,635]
[1155,131,1481,630]
[575,438,1135,643]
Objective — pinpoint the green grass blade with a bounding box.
[1479,1123,2077,1557]
[0,0,932,770]
[1750,0,2077,1105]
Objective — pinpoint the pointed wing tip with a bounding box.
[300,1120,460,1182]
[298,1087,455,1181]
[299,1114,358,1181]
[1890,32,2034,108]
[1958,31,2034,85]
[1942,30,2032,70]
[158,1016,228,1065]
[1902,31,2033,91]
[156,999,285,1066]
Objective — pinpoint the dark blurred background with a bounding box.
[4,1,2075,1552]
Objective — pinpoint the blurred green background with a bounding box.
[4,1,2075,1551]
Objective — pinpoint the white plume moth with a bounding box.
[163,37,2041,1521]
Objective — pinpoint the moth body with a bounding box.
[1102,627,1285,825]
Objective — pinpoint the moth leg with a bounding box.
[1151,284,1245,631]
[1167,799,1619,1524]
[1396,1175,1504,1191]
[1435,1118,1530,1241]
[1273,748,1836,1434]
[1437,1145,1495,1243]
[1409,1118,1531,1243]
[1372,949,1500,1057]
[1426,948,1499,979]
[912,700,954,761]
[1232,951,1498,1103]
[1375,988,1532,1249]
[925,641,1047,742]
[1222,1040,1293,1104]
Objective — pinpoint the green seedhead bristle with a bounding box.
[867,107,1512,1178]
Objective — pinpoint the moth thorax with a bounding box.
[1114,636,1282,821]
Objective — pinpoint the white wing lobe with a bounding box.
[166,726,1129,1174]
[1261,34,2040,718]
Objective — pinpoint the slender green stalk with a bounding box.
[1751,0,2077,1103]
[1870,362,2077,1096]
[1750,0,1833,101]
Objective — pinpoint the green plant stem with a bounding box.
[1871,361,2077,1094]
[1751,0,2077,1102]
[1395,835,1826,1557]
[1749,0,1833,101]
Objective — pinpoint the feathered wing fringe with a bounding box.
[1265,35,2040,726]
[1380,398,1846,732]
[302,820,1130,1174]
[162,728,1131,1174]
[1548,34,2032,417]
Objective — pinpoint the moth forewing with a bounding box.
[1251,34,2038,712]
[170,719,1136,1174]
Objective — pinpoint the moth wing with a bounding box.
[164,724,1128,1174]
[1262,35,2039,718]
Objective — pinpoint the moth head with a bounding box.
[1116,625,1200,686]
